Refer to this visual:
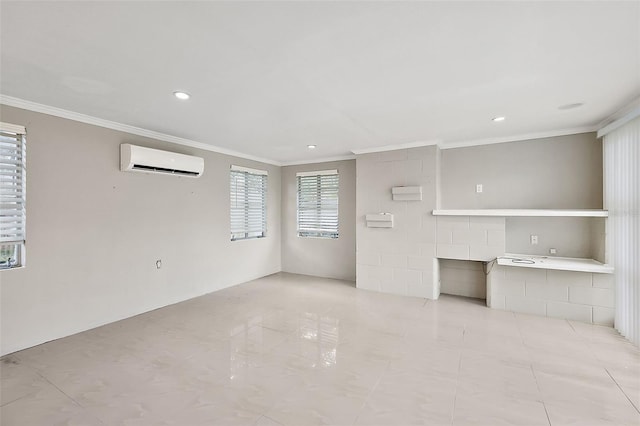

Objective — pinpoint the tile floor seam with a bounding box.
[254,414,283,426]
[4,365,108,425]
[604,367,640,414]
[235,387,294,418]
[0,356,55,408]
[351,359,391,425]
[513,311,535,365]
[234,406,267,425]
[529,364,552,426]
[34,369,87,410]
[449,349,464,426]
[260,362,318,425]
[0,393,31,409]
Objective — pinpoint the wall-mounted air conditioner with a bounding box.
[120,144,204,177]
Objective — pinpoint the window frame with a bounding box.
[0,122,27,270]
[230,165,268,241]
[296,169,339,239]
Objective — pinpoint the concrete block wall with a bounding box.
[487,264,614,325]
[355,146,439,298]
[436,216,506,261]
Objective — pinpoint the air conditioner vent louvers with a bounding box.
[131,164,200,176]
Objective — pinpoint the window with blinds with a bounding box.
[1,122,26,269]
[297,170,339,239]
[230,165,267,241]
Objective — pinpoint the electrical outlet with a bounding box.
[530,235,538,245]
[549,248,557,255]
[476,184,483,193]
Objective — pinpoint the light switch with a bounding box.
[530,235,538,245]
[476,184,483,193]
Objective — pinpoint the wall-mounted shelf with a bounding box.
[366,213,394,228]
[496,254,613,274]
[432,209,608,218]
[392,186,422,201]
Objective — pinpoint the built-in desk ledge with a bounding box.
[432,209,608,217]
[496,254,614,274]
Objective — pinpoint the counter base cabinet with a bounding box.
[487,263,614,325]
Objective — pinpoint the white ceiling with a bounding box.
[1,1,639,164]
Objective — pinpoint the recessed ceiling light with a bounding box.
[558,102,584,110]
[173,91,190,100]
[307,144,317,149]
[492,116,506,122]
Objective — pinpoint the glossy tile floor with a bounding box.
[1,273,639,426]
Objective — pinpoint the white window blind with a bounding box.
[603,115,640,347]
[297,170,339,239]
[0,122,26,269]
[230,165,267,241]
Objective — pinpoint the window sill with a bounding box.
[0,265,25,272]
[231,236,267,242]
[297,236,339,240]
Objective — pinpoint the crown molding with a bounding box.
[1,95,607,166]
[597,97,640,138]
[0,95,282,166]
[280,154,356,167]
[351,140,440,155]
[347,127,598,155]
[439,126,598,150]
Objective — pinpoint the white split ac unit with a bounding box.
[120,144,204,177]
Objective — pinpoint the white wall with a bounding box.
[355,146,439,298]
[441,133,603,259]
[441,133,603,210]
[505,217,600,259]
[281,160,356,281]
[0,106,281,356]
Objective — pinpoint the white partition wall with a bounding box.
[355,146,440,299]
[603,115,640,347]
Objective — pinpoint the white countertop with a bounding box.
[432,209,608,217]
[496,254,613,274]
